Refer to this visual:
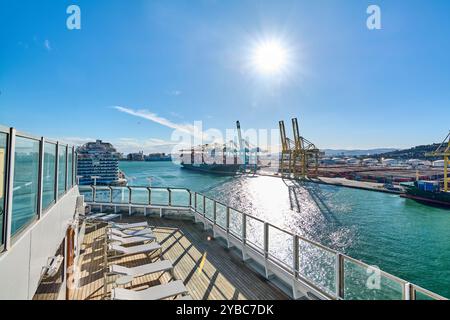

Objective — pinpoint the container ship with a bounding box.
[401,180,450,208]
[401,131,449,208]
[179,142,243,175]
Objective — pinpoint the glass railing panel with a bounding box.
[413,287,439,300]
[130,187,148,205]
[78,186,93,202]
[268,226,293,269]
[42,142,56,211]
[298,238,336,296]
[195,193,204,213]
[111,187,129,204]
[67,149,73,187]
[204,198,214,221]
[245,215,264,252]
[12,136,39,235]
[170,189,190,207]
[150,188,169,206]
[343,257,404,300]
[229,209,243,239]
[0,132,7,245]
[95,187,111,203]
[215,202,227,228]
[58,145,67,197]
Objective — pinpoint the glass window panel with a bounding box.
[95,187,111,203]
[229,209,243,239]
[268,226,293,268]
[215,202,227,228]
[67,149,73,188]
[58,145,67,196]
[343,258,404,300]
[42,142,56,210]
[195,194,204,212]
[171,189,190,207]
[12,137,39,235]
[150,189,169,206]
[0,133,7,245]
[245,216,264,251]
[204,198,214,221]
[79,186,93,202]
[130,187,148,204]
[298,239,336,295]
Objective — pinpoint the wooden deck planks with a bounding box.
[68,216,289,300]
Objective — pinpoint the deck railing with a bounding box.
[80,184,447,301]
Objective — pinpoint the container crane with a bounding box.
[426,131,450,192]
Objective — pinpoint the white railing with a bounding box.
[80,184,447,301]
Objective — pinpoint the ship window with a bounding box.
[67,149,73,188]
[58,145,67,197]
[0,133,7,245]
[42,142,57,211]
[11,136,39,235]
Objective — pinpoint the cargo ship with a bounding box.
[179,143,243,175]
[401,180,450,208]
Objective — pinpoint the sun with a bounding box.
[251,39,288,75]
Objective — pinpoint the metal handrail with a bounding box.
[81,184,448,300]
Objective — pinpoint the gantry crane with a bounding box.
[279,118,321,179]
[426,131,450,192]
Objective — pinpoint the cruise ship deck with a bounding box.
[39,217,290,300]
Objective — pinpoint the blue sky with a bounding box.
[1,0,449,153]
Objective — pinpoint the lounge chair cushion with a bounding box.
[109,260,173,277]
[112,281,188,300]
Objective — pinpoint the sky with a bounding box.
[1,0,450,154]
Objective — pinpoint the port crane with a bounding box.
[236,121,258,174]
[426,131,450,192]
[279,118,321,179]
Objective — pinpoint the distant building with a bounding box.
[127,151,145,161]
[362,158,378,166]
[382,158,398,166]
[432,160,449,167]
[76,140,125,185]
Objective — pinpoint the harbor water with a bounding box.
[120,161,450,298]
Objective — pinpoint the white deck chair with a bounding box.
[108,242,162,258]
[110,221,149,230]
[109,227,155,238]
[84,212,108,220]
[97,214,121,221]
[111,280,188,300]
[108,233,156,245]
[109,260,173,278]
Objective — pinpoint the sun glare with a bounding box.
[251,39,288,75]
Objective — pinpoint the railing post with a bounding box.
[335,253,345,299]
[226,207,230,234]
[293,235,299,276]
[128,187,132,204]
[203,196,206,216]
[55,142,59,202]
[109,186,113,203]
[404,283,415,300]
[194,192,197,210]
[189,190,192,208]
[168,188,172,206]
[241,213,247,260]
[92,185,96,203]
[4,128,16,250]
[264,223,269,259]
[213,201,217,224]
[37,137,44,219]
[148,187,151,205]
[65,145,68,193]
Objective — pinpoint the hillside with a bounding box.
[375,143,441,160]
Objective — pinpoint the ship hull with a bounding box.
[401,185,450,208]
[181,163,241,175]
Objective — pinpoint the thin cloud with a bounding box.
[113,105,206,139]
[44,39,52,51]
[167,90,182,96]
